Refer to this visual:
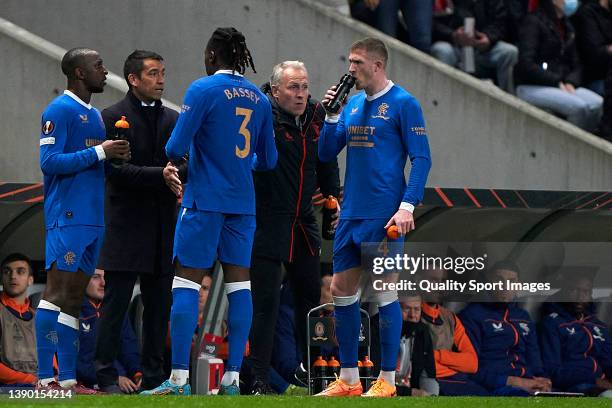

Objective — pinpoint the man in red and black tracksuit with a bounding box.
[249,61,340,394]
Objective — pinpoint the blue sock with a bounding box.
[226,289,252,372]
[335,300,360,368]
[378,301,402,372]
[35,307,59,380]
[170,287,199,370]
[56,314,79,382]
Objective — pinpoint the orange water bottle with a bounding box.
[322,196,338,240]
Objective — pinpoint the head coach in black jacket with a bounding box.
[94,50,183,392]
[248,61,340,394]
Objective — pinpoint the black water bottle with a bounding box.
[313,356,328,394]
[111,115,129,167]
[325,74,356,114]
[321,196,338,240]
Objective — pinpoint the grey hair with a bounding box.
[270,60,308,86]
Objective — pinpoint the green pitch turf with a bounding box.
[1,395,611,408]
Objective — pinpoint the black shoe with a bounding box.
[99,384,123,394]
[293,363,308,388]
[251,380,275,395]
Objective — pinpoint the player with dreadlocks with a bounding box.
[142,27,277,396]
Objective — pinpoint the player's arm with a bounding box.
[318,86,347,162]
[39,108,102,175]
[435,315,478,374]
[117,314,141,378]
[400,96,432,211]
[458,308,507,390]
[315,105,341,198]
[385,97,432,234]
[165,84,207,161]
[101,109,165,188]
[252,100,278,171]
[40,107,129,175]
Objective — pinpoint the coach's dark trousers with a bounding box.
[95,271,173,390]
[249,231,321,383]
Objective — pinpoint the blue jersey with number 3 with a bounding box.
[166,71,277,215]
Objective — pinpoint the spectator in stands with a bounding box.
[573,0,612,96]
[514,0,603,133]
[348,0,433,53]
[95,50,182,392]
[418,267,483,396]
[78,270,141,393]
[505,0,531,44]
[431,0,518,92]
[573,0,612,139]
[540,274,612,395]
[398,294,438,396]
[249,61,340,395]
[0,253,37,386]
[459,260,552,396]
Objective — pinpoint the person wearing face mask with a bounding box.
[514,0,604,133]
[539,274,612,396]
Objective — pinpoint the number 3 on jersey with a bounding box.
[235,107,252,158]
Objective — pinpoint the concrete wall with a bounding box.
[1,0,611,189]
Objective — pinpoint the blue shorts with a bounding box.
[333,218,404,273]
[45,225,105,276]
[173,207,256,269]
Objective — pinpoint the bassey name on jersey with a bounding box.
[223,87,261,104]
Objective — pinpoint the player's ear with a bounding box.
[127,73,139,88]
[207,50,216,65]
[74,66,86,81]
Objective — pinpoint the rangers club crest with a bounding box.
[42,120,55,135]
[313,322,327,340]
[372,103,390,120]
[64,251,76,266]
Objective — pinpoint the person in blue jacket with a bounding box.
[540,274,612,394]
[459,260,552,396]
[78,270,141,393]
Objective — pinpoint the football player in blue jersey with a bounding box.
[316,38,432,397]
[142,28,277,396]
[36,48,131,393]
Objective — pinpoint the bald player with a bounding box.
[36,48,130,393]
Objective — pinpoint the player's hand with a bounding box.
[532,377,552,392]
[384,209,415,236]
[163,161,182,197]
[411,388,430,397]
[322,85,340,114]
[102,139,131,161]
[331,200,341,228]
[364,0,380,10]
[596,377,612,390]
[118,376,139,394]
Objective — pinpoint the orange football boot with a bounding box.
[315,377,363,397]
[362,378,397,397]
